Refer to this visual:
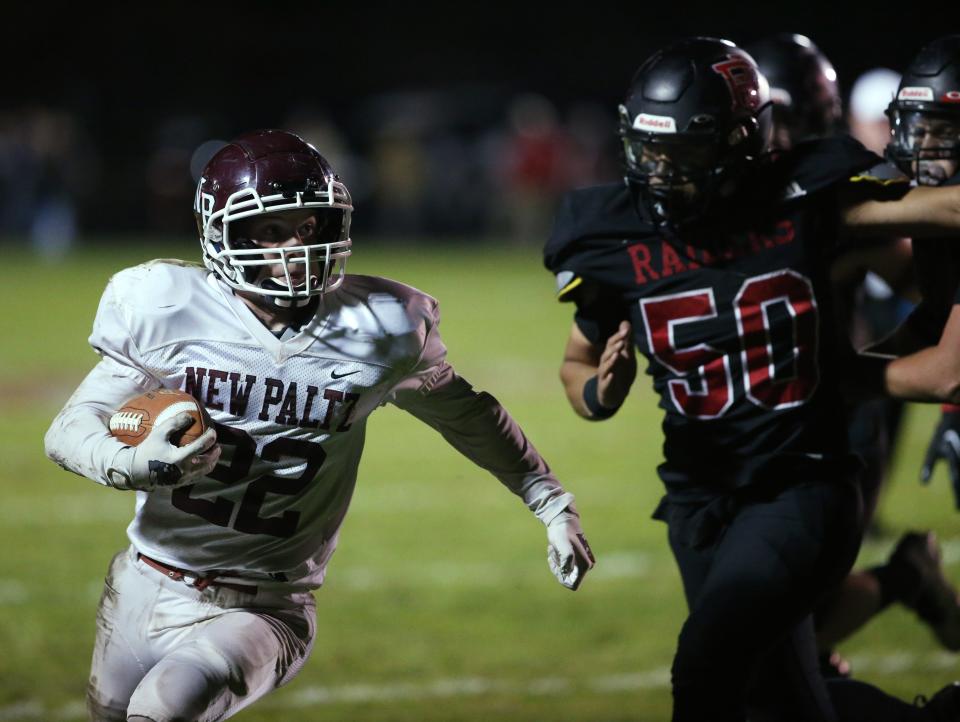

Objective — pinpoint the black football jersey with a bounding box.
[906,172,960,342]
[545,136,893,498]
[908,239,960,342]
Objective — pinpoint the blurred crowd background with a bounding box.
[0,89,620,253]
[0,4,954,256]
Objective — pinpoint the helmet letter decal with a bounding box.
[712,57,761,112]
[195,178,215,226]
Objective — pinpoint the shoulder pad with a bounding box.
[108,260,208,314]
[91,260,211,363]
[331,274,439,341]
[339,274,438,316]
[543,183,649,272]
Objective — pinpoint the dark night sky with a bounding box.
[9,2,959,118]
[5,1,960,234]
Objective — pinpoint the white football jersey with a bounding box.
[47,260,566,589]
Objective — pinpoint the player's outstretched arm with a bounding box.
[392,372,596,590]
[884,304,960,403]
[840,183,960,238]
[877,303,960,503]
[560,320,636,420]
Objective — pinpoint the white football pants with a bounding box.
[87,547,316,722]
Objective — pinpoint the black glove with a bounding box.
[921,407,960,509]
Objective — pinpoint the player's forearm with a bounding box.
[842,185,960,238]
[45,359,152,487]
[45,405,135,487]
[884,346,960,403]
[913,184,960,237]
[560,359,599,419]
[400,377,573,521]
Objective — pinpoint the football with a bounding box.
[109,389,210,447]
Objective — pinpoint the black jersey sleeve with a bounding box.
[902,298,952,347]
[913,171,960,313]
[566,281,630,345]
[543,183,646,271]
[544,184,644,345]
[778,141,910,261]
[778,135,890,197]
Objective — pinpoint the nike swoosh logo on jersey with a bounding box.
[781,181,807,200]
[331,369,361,379]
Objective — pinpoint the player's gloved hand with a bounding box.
[920,406,960,509]
[111,412,220,491]
[546,505,596,591]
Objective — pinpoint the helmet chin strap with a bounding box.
[259,276,318,308]
[270,295,313,309]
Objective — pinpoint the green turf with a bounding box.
[2,240,958,720]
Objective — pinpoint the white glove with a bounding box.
[546,506,595,591]
[108,412,220,491]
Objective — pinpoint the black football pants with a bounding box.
[664,478,928,722]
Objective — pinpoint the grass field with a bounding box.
[2,239,959,721]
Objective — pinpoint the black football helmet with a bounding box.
[619,37,772,225]
[886,35,960,185]
[746,33,841,148]
[194,129,353,305]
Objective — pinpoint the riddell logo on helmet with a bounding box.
[633,114,677,133]
[941,91,960,103]
[898,87,935,101]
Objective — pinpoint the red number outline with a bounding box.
[640,270,819,417]
[734,270,819,410]
[640,289,734,419]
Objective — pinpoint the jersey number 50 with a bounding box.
[640,270,818,419]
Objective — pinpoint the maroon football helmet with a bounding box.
[194,129,353,302]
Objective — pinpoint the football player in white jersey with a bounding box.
[44,129,595,722]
